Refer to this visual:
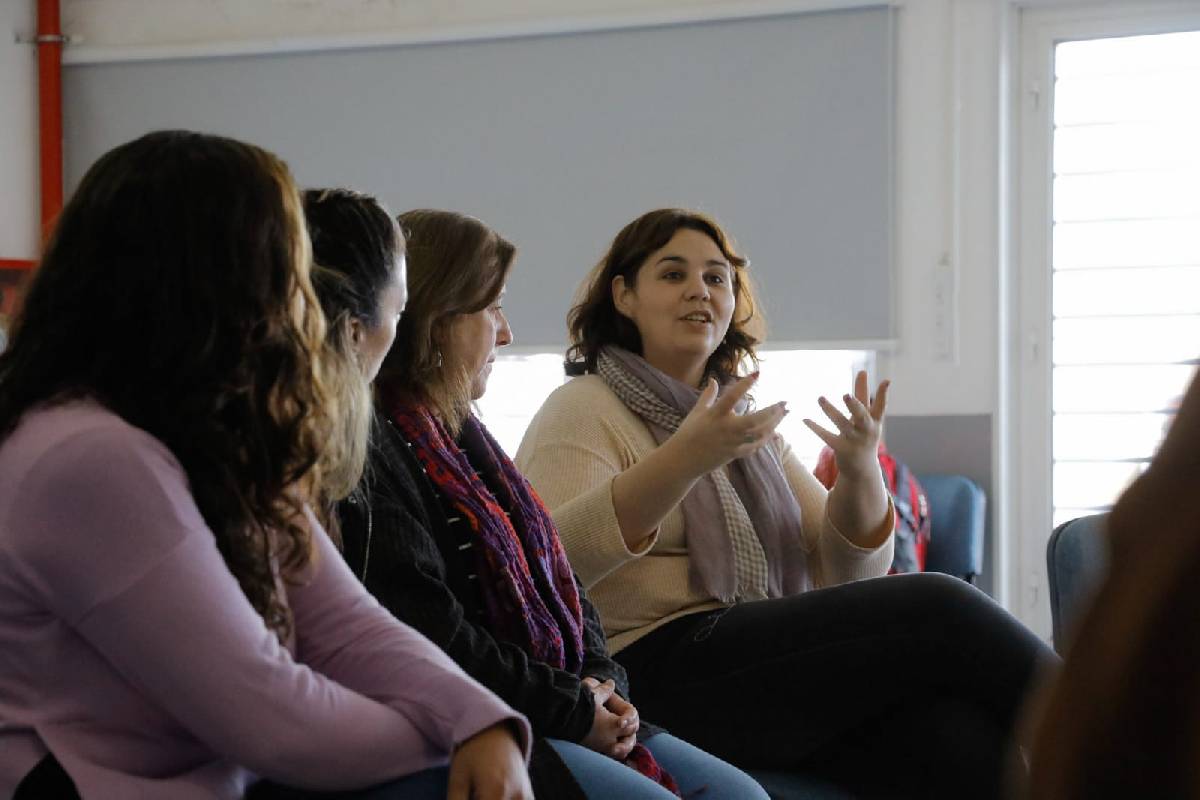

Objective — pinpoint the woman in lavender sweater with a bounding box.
[0,130,532,800]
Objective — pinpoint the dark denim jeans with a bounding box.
[615,573,1056,800]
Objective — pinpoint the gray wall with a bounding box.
[63,6,894,349]
[885,413,994,596]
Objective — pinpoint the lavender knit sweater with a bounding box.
[0,401,528,799]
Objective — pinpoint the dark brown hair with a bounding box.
[304,188,403,332]
[0,130,333,640]
[378,209,514,431]
[565,208,763,381]
[1027,372,1200,798]
[303,188,404,512]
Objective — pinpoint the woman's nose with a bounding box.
[496,309,514,347]
[684,276,710,300]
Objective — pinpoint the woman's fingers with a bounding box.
[803,418,840,449]
[742,401,787,428]
[731,405,786,450]
[817,396,851,431]
[603,692,639,735]
[870,379,891,421]
[843,393,872,425]
[710,372,759,417]
[853,369,871,406]
[591,679,615,705]
[612,734,636,760]
[448,725,533,800]
[739,405,787,445]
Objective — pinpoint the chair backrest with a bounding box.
[920,474,986,582]
[1047,513,1110,654]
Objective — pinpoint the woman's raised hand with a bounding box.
[671,372,789,477]
[803,370,890,479]
[610,371,788,550]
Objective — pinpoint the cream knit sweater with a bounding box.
[516,374,895,653]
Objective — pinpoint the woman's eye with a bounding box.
[706,274,725,285]
[662,271,683,280]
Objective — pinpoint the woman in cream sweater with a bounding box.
[517,208,1054,799]
[309,204,768,800]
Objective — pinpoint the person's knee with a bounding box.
[711,768,772,799]
[644,734,770,800]
[900,570,979,599]
[894,572,998,621]
[683,758,770,800]
[548,738,678,799]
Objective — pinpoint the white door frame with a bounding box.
[1007,0,1200,638]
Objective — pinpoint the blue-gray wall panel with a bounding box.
[64,6,893,348]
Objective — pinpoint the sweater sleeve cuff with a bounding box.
[560,683,599,743]
[820,495,896,582]
[457,712,535,763]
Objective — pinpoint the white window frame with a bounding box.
[1010,0,1200,638]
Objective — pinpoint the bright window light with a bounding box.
[476,349,870,468]
[475,353,567,457]
[1050,30,1200,527]
[751,349,873,469]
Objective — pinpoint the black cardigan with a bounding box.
[337,416,655,795]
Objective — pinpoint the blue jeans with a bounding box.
[547,733,768,799]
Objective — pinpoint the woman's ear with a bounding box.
[348,316,365,347]
[612,275,635,320]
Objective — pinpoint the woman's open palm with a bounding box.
[803,370,890,479]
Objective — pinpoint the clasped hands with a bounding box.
[581,676,639,760]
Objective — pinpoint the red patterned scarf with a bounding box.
[381,391,680,796]
[384,395,585,671]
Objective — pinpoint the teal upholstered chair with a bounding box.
[920,474,986,584]
[1046,513,1109,654]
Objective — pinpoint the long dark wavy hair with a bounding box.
[565,208,763,381]
[378,209,514,432]
[0,130,333,640]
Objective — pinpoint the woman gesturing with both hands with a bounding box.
[626,359,893,554]
[516,208,1054,799]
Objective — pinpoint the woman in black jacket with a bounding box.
[303,195,767,800]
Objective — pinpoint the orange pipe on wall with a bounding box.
[36,0,64,238]
[0,0,61,310]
